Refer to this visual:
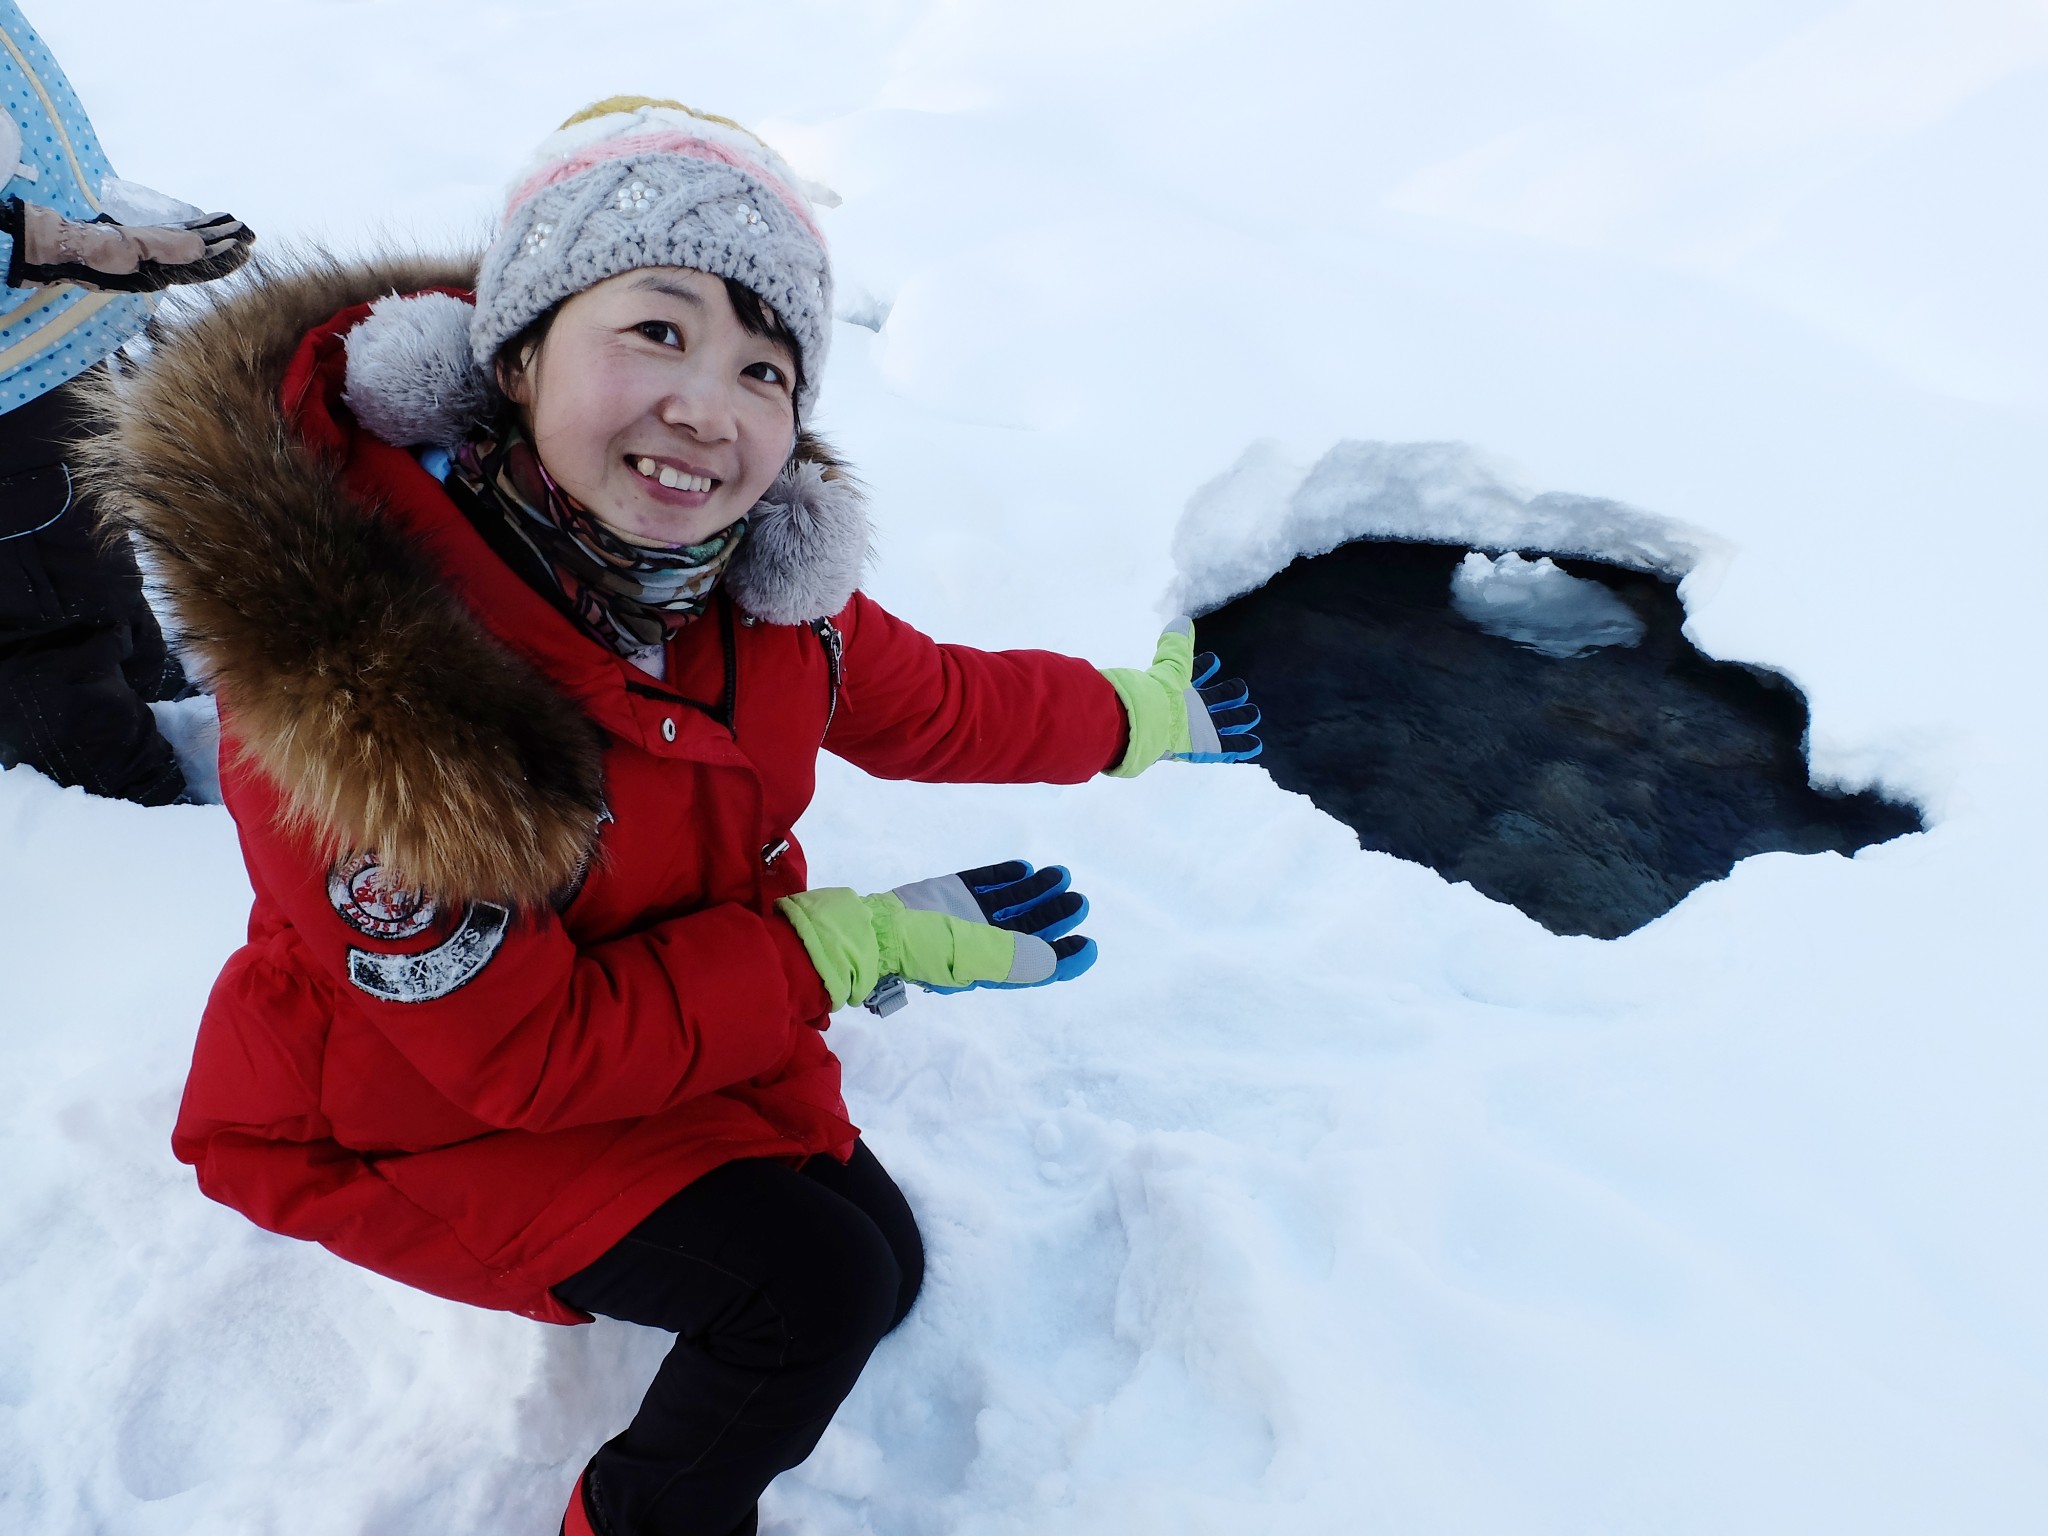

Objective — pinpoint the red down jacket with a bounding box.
[132,261,1129,1324]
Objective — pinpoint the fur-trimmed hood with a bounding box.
[80,251,869,908]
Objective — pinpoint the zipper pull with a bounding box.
[813,618,844,736]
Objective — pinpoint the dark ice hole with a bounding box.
[1195,538,1923,939]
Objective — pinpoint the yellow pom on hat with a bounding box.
[558,96,753,138]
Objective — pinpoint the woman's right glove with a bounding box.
[1101,616,1263,777]
[778,861,1097,1014]
[1,196,254,293]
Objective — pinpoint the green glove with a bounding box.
[778,861,1094,1012]
[1101,617,1264,777]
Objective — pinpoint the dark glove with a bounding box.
[2,196,254,293]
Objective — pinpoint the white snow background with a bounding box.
[5,1,2046,1531]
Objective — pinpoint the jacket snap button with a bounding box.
[661,717,677,742]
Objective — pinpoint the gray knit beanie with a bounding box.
[471,98,835,417]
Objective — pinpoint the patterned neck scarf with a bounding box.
[451,417,747,657]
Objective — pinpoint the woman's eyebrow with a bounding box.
[628,275,704,306]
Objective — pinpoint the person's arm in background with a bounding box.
[0,190,251,293]
[0,3,253,295]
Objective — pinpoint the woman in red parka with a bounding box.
[88,97,1260,1536]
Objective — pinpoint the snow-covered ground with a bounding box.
[6,2,2046,1531]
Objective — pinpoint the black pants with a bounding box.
[0,367,186,805]
[553,1141,924,1536]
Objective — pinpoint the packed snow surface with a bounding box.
[6,3,2047,1534]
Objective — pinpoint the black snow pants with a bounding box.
[552,1140,924,1536]
[0,364,186,805]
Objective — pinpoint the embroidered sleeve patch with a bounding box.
[328,853,511,1004]
[346,902,512,1004]
[328,853,440,940]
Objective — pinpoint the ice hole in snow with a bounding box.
[1175,442,1923,939]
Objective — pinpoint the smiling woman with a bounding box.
[80,93,1264,1536]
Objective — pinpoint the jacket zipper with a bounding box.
[811,617,843,739]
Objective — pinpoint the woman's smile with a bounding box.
[628,455,719,497]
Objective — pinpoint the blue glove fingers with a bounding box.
[1190,650,1222,689]
[1049,934,1098,981]
[1197,677,1249,711]
[958,860,1034,891]
[969,864,1073,924]
[1209,702,1261,735]
[999,891,1088,943]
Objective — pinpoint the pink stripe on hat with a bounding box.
[503,131,824,243]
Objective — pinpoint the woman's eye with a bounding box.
[744,360,787,387]
[635,321,682,347]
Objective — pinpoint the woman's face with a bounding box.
[502,267,799,546]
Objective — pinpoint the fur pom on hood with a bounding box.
[78,251,869,907]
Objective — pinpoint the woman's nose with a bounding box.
[658,371,739,443]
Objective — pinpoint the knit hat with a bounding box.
[471,97,836,417]
[337,104,866,628]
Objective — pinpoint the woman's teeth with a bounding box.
[634,457,713,493]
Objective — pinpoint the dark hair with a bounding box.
[719,277,807,407]
[496,301,564,394]
[494,274,806,414]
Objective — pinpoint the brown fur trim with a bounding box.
[76,250,607,909]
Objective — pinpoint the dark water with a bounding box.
[1195,539,1922,938]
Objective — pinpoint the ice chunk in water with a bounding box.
[1450,551,1647,659]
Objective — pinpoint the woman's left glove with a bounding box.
[1101,617,1263,777]
[778,861,1097,1014]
